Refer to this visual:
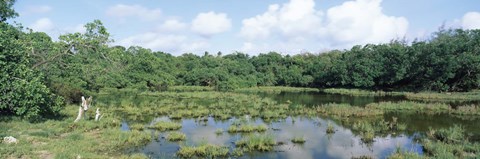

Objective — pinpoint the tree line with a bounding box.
[1,0,480,120]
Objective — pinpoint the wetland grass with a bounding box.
[235,134,277,151]
[366,101,450,113]
[316,103,384,117]
[387,147,423,159]
[148,121,182,131]
[323,88,480,102]
[321,88,401,97]
[404,91,480,101]
[422,125,480,158]
[176,144,229,158]
[167,86,214,92]
[228,124,268,133]
[291,136,306,144]
[167,132,186,141]
[215,128,223,135]
[129,123,145,131]
[235,86,319,93]
[326,122,335,134]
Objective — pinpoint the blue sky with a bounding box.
[12,0,480,55]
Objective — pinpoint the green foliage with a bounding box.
[0,22,64,121]
[0,0,17,22]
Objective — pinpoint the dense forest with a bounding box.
[1,0,480,120]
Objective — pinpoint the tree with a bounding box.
[0,21,63,121]
[0,0,17,22]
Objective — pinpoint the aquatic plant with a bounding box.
[235,134,276,151]
[326,122,335,134]
[227,124,267,133]
[366,101,450,113]
[167,132,186,141]
[291,136,306,144]
[129,123,145,131]
[176,144,229,158]
[215,128,223,135]
[148,121,182,131]
[235,86,319,93]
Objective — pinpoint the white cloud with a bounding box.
[30,18,55,32]
[117,31,209,54]
[461,12,480,30]
[22,5,52,15]
[191,11,232,37]
[239,0,409,52]
[240,0,323,41]
[117,32,186,52]
[106,4,161,21]
[326,0,408,46]
[157,19,187,32]
[64,24,86,34]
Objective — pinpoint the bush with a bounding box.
[0,23,64,122]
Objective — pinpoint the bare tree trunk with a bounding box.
[74,106,84,122]
[95,108,101,121]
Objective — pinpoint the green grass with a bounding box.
[316,103,384,117]
[215,128,223,135]
[322,88,480,102]
[0,105,152,159]
[228,124,268,133]
[176,144,229,158]
[148,121,182,131]
[129,123,145,131]
[167,132,186,141]
[404,91,480,101]
[321,88,401,97]
[326,122,335,134]
[235,86,319,93]
[167,86,214,92]
[235,134,277,151]
[366,101,450,113]
[387,147,424,159]
[291,136,306,144]
[421,125,480,158]
[360,129,375,143]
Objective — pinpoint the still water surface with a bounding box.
[104,92,479,158]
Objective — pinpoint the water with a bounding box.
[129,117,423,159]
[257,92,405,107]
[98,91,479,158]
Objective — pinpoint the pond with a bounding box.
[98,91,480,158]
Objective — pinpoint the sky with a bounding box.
[12,0,480,56]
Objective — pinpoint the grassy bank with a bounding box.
[235,86,319,93]
[321,88,403,97]
[322,88,480,102]
[0,105,151,159]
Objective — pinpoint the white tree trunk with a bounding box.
[95,108,101,121]
[74,106,84,122]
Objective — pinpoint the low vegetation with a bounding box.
[0,105,152,159]
[176,144,229,158]
[235,86,319,93]
[227,124,268,133]
[422,125,480,158]
[291,136,306,144]
[147,121,182,131]
[326,122,335,134]
[235,134,277,151]
[167,132,186,141]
